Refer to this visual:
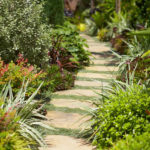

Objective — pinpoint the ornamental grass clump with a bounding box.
[0,82,53,149]
[91,84,150,149]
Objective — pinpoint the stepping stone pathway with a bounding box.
[40,34,118,150]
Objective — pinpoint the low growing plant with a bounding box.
[0,0,50,68]
[42,65,75,92]
[97,28,109,41]
[110,131,150,150]
[114,34,150,84]
[49,22,90,71]
[0,55,45,96]
[0,131,31,150]
[91,84,150,149]
[0,82,53,149]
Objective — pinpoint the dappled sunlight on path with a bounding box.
[40,34,118,150]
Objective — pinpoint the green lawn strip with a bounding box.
[79,69,118,74]
[90,36,111,45]
[44,104,89,115]
[90,56,117,60]
[73,85,102,90]
[91,63,118,67]
[77,76,113,82]
[90,54,118,60]
[45,126,84,138]
[52,94,99,101]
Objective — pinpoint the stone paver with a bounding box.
[54,89,101,97]
[77,72,116,79]
[85,66,118,72]
[42,34,117,150]
[40,135,94,150]
[91,59,117,65]
[88,45,111,53]
[51,99,94,109]
[90,55,115,60]
[75,80,109,87]
[46,111,91,130]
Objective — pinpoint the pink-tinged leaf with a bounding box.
[28,66,34,72]
[56,60,63,67]
[146,110,150,115]
[34,70,43,78]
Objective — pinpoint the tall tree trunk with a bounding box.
[65,0,80,12]
[91,0,95,10]
[116,0,121,13]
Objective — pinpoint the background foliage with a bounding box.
[91,85,150,148]
[0,0,50,68]
[43,0,64,25]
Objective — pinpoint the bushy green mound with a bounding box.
[110,132,150,150]
[92,85,150,148]
[0,0,50,68]
[49,22,91,70]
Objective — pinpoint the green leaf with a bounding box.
[141,50,150,58]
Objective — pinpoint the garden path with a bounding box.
[40,34,118,150]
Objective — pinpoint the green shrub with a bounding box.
[0,56,46,96]
[0,0,50,68]
[79,1,114,30]
[110,132,150,150]
[0,82,52,149]
[85,19,98,36]
[107,12,130,38]
[0,56,75,96]
[0,131,31,150]
[97,28,108,41]
[49,22,90,69]
[43,65,75,92]
[91,85,150,148]
[121,0,150,27]
[43,0,64,25]
[0,96,33,150]
[115,32,150,84]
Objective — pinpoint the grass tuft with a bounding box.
[52,94,99,101]
[44,104,89,115]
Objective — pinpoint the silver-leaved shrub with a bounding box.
[0,0,50,68]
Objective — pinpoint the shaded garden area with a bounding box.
[1,0,150,150]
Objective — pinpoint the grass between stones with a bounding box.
[91,63,118,67]
[44,126,84,138]
[52,94,99,101]
[79,69,118,74]
[73,85,102,90]
[90,57,117,61]
[44,104,89,115]
[76,76,113,82]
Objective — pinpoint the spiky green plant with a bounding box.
[0,81,53,149]
[107,12,130,38]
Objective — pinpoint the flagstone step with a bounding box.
[91,59,118,65]
[75,80,109,87]
[85,65,118,72]
[54,89,100,97]
[39,135,94,150]
[43,34,117,150]
[77,72,116,79]
[45,111,91,130]
[51,99,95,109]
